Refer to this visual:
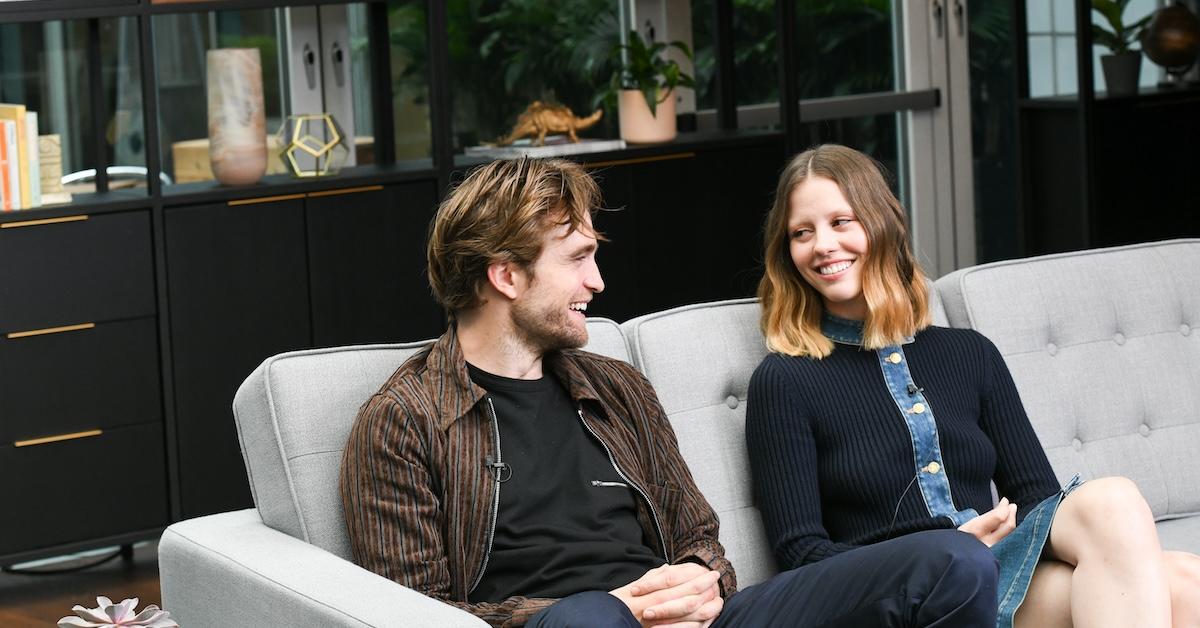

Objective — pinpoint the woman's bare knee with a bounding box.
[1015,560,1073,628]
[1050,476,1159,563]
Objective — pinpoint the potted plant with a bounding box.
[1092,0,1153,95]
[606,30,695,143]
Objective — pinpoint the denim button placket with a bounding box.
[875,344,977,526]
[820,312,976,524]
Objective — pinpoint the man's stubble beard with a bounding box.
[510,293,588,354]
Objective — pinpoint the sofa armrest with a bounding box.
[159,509,488,628]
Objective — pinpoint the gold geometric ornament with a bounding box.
[275,113,349,177]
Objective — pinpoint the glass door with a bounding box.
[906,0,976,276]
[785,0,975,277]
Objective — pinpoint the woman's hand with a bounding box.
[957,496,1018,547]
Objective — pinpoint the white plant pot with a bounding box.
[618,88,677,144]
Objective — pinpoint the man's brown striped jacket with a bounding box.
[340,330,736,627]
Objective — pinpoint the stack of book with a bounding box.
[0,102,71,211]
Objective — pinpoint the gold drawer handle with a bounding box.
[228,193,306,207]
[7,322,96,339]
[307,185,384,198]
[15,429,103,448]
[1,215,89,229]
[585,152,695,169]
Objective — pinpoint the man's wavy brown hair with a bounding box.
[427,158,603,319]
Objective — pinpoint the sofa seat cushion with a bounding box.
[1156,516,1200,554]
[935,239,1200,521]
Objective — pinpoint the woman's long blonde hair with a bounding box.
[758,144,931,357]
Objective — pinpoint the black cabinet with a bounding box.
[590,139,784,321]
[1021,88,1200,254]
[0,317,160,444]
[0,422,168,557]
[0,212,155,332]
[0,211,168,561]
[166,198,312,518]
[165,182,444,518]
[307,183,444,346]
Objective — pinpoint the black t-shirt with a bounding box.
[466,363,664,603]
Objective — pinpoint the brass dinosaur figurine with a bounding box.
[493,101,604,146]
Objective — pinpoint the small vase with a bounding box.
[618,88,677,143]
[207,48,268,185]
[1100,51,1143,97]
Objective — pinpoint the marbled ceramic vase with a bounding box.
[207,48,267,185]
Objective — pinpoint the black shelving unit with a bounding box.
[1014,0,1200,255]
[0,0,791,565]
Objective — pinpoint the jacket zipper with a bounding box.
[468,397,503,595]
[576,408,672,562]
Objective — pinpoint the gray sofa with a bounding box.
[160,239,1200,627]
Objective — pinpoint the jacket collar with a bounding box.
[821,311,867,345]
[820,311,915,346]
[426,327,603,431]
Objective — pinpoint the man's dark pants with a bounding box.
[528,529,998,627]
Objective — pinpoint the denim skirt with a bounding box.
[990,474,1084,628]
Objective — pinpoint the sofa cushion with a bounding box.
[1156,516,1200,554]
[234,342,435,560]
[935,239,1200,522]
[232,318,630,558]
[622,298,777,586]
[619,287,946,587]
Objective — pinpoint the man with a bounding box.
[340,158,999,627]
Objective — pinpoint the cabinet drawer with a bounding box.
[0,317,161,444]
[0,421,168,555]
[0,211,156,333]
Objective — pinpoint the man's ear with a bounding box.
[486,260,525,300]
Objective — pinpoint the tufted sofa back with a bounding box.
[622,299,775,586]
[619,287,949,587]
[231,320,631,559]
[936,239,1200,523]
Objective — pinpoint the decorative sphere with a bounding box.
[1141,4,1200,73]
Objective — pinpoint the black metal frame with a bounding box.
[425,0,453,193]
[1012,0,1102,252]
[798,89,940,122]
[712,0,736,130]
[86,18,110,194]
[776,0,800,156]
[367,1,395,167]
[1073,0,1097,244]
[0,0,807,217]
[1011,0,1029,255]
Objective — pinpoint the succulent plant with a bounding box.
[58,596,178,628]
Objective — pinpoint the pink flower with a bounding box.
[58,596,178,628]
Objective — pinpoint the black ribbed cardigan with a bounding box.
[746,325,1060,570]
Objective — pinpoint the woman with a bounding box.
[745,144,1200,627]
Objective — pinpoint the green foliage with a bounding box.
[1091,0,1152,54]
[388,0,619,147]
[794,0,893,99]
[387,0,619,147]
[387,2,427,103]
[691,0,779,109]
[607,30,696,116]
